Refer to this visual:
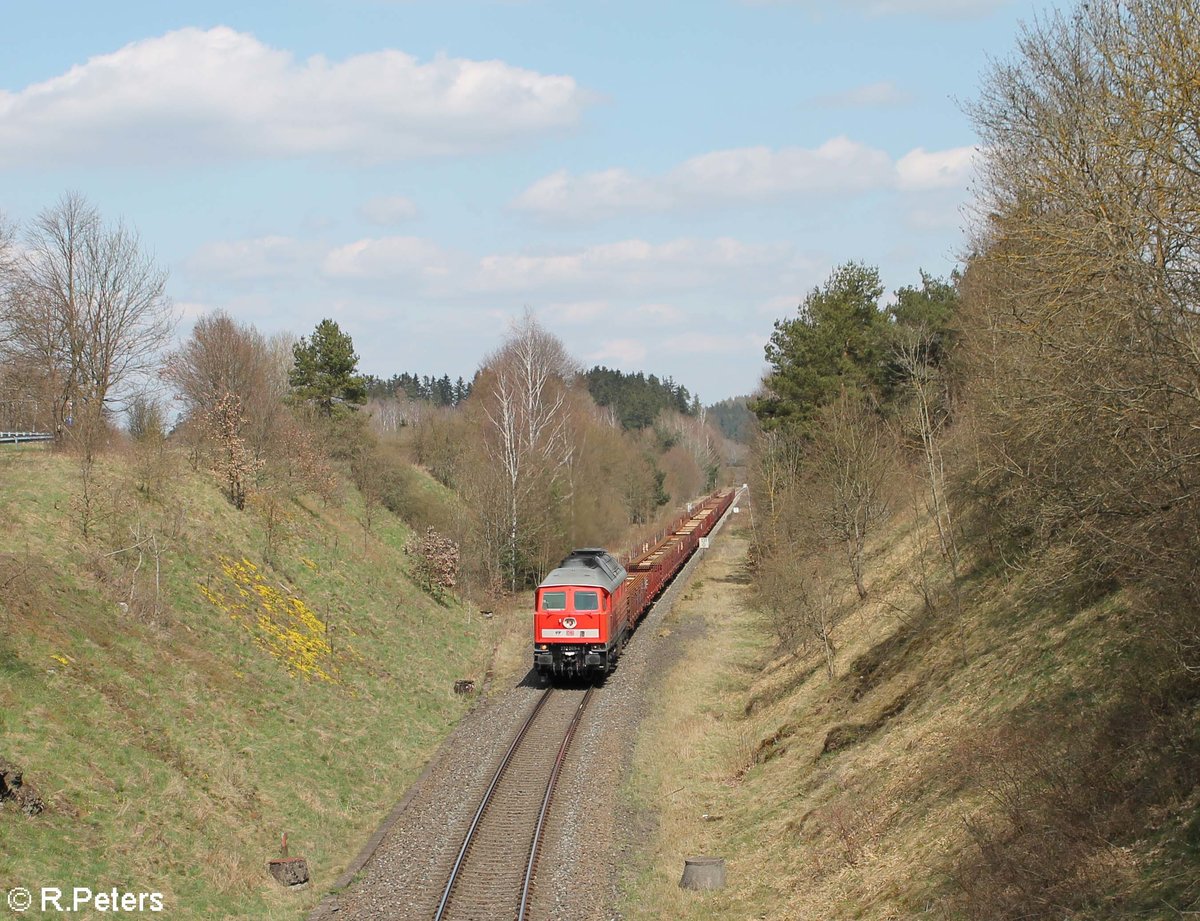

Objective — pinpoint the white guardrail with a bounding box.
[0,431,54,444]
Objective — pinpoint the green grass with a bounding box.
[0,447,489,919]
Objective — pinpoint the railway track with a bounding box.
[433,686,593,921]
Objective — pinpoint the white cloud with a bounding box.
[186,232,807,301]
[632,303,686,326]
[176,230,831,400]
[514,138,976,221]
[757,293,805,316]
[473,237,795,295]
[513,168,666,221]
[322,236,449,279]
[0,27,588,167]
[904,192,968,231]
[671,139,891,199]
[186,236,318,280]
[895,145,977,190]
[588,339,649,365]
[854,0,1008,16]
[744,0,1009,19]
[547,300,612,324]
[359,195,420,225]
[664,332,744,355]
[811,80,912,108]
[174,300,215,325]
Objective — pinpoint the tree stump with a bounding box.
[0,763,44,816]
[679,856,725,890]
[268,857,310,888]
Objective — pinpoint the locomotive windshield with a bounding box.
[541,591,567,611]
[574,591,600,611]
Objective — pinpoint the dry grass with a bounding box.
[619,495,1200,919]
[620,522,774,920]
[485,592,537,690]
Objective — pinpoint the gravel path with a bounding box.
[310,495,744,921]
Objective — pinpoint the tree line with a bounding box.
[0,209,735,600]
[362,372,471,408]
[581,366,698,430]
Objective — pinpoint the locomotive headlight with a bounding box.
[562,617,577,629]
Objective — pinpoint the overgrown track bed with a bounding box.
[435,686,593,921]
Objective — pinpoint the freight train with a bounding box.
[532,488,737,680]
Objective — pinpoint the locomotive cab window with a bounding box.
[573,591,600,611]
[541,591,567,611]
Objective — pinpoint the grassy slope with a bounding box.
[621,511,1200,918]
[0,446,493,919]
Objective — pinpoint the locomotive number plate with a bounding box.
[542,628,600,638]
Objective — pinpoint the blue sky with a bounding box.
[0,0,1058,403]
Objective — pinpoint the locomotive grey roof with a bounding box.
[538,549,627,593]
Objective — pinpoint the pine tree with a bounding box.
[288,319,367,416]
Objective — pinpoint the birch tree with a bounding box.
[478,312,577,590]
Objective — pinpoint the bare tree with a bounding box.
[812,391,892,600]
[1,193,174,451]
[966,0,1200,623]
[0,214,54,431]
[207,393,263,510]
[751,428,804,544]
[162,312,289,459]
[756,552,839,678]
[0,226,68,435]
[0,211,16,293]
[163,311,264,413]
[477,312,577,590]
[893,328,957,567]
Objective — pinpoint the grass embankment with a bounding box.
[622,512,1200,918]
[0,445,496,919]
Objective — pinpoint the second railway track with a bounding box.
[434,685,593,921]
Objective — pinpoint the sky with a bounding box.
[0,0,1060,404]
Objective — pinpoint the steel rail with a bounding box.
[433,688,554,921]
[518,686,593,921]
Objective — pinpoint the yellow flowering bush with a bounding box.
[199,557,341,682]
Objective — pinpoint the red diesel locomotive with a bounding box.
[533,489,737,680]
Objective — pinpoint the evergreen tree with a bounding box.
[289,318,367,416]
[582,365,701,430]
[752,262,887,430]
[708,396,756,444]
[881,271,960,398]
